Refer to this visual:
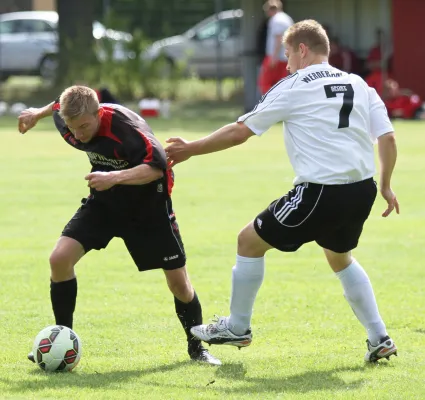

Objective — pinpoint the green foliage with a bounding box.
[78,29,185,101]
[0,117,424,399]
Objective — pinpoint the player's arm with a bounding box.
[85,164,163,191]
[368,86,400,217]
[377,132,399,217]
[166,122,254,167]
[86,125,166,191]
[18,101,55,134]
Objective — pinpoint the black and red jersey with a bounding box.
[52,100,173,216]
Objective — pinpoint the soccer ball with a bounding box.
[32,325,82,372]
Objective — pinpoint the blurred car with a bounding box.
[0,11,132,81]
[144,9,243,78]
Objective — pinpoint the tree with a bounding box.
[56,0,97,85]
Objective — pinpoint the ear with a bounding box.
[299,43,308,58]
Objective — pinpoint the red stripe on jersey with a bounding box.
[136,129,153,163]
[97,106,122,144]
[53,103,60,111]
[166,169,174,196]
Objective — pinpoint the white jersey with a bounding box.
[266,12,293,61]
[238,62,393,185]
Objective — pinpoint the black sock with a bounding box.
[174,291,204,355]
[50,278,77,329]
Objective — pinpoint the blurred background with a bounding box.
[0,0,422,118]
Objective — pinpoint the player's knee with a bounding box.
[237,225,266,257]
[49,250,75,273]
[168,280,193,302]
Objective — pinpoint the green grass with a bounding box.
[0,114,424,399]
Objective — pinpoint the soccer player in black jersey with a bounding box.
[18,85,221,366]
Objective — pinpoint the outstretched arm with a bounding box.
[18,101,55,134]
[165,122,254,168]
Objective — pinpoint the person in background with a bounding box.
[258,0,293,95]
[382,79,425,120]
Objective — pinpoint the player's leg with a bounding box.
[27,236,85,364]
[28,199,113,363]
[258,56,273,95]
[162,267,220,365]
[191,183,322,347]
[190,221,272,347]
[123,200,221,365]
[49,236,85,329]
[323,248,397,361]
[50,199,114,329]
[317,179,396,361]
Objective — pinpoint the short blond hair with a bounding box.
[283,19,330,57]
[263,0,282,12]
[59,85,99,120]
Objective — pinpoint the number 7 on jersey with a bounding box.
[324,84,354,129]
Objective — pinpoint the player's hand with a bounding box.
[18,108,40,134]
[165,137,192,168]
[380,187,400,217]
[85,172,116,191]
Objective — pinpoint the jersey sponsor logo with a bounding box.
[86,151,129,169]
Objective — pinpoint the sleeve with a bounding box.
[237,81,292,135]
[122,125,167,170]
[368,86,394,141]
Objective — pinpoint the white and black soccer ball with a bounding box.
[32,325,82,372]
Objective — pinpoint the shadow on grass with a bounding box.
[207,362,394,394]
[0,360,191,394]
[1,359,395,395]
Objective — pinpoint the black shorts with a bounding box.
[253,178,377,253]
[62,197,186,271]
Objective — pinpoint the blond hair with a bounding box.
[283,19,330,56]
[263,0,282,12]
[59,85,99,120]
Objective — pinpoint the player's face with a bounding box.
[285,44,302,74]
[65,112,100,143]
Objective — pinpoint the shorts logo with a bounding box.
[157,183,163,193]
[256,218,263,229]
[164,255,179,261]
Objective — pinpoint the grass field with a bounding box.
[0,114,424,400]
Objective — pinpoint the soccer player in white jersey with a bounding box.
[165,20,399,363]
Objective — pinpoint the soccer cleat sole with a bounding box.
[205,338,252,348]
[368,348,398,363]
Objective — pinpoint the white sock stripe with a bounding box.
[274,185,303,219]
[274,185,305,222]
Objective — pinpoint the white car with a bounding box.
[144,9,243,78]
[0,11,132,81]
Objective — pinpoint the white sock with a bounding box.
[336,260,387,345]
[228,255,265,335]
